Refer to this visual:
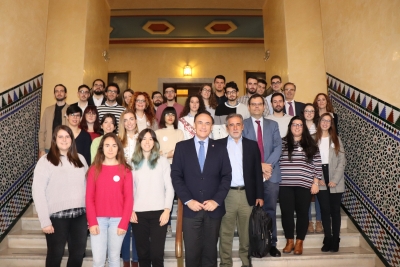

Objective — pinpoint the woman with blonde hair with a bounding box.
[131,129,174,267]
[123,89,134,108]
[129,91,158,132]
[118,109,140,267]
[315,113,346,252]
[86,133,133,267]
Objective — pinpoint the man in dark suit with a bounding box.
[87,79,106,107]
[171,112,232,267]
[243,94,282,257]
[217,113,264,267]
[282,82,305,116]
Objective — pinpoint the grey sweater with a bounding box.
[32,154,88,228]
[132,156,174,212]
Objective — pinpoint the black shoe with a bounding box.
[321,236,332,252]
[269,246,281,257]
[330,237,340,252]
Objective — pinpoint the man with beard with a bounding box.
[70,84,90,113]
[213,75,228,105]
[238,77,269,117]
[155,87,184,122]
[213,82,250,139]
[152,91,163,113]
[38,84,69,157]
[88,79,106,107]
[266,75,283,115]
[97,83,125,131]
[266,92,293,138]
[256,78,268,98]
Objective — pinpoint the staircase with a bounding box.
[0,202,377,267]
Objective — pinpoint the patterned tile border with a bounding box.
[327,73,400,133]
[0,74,43,111]
[0,74,42,242]
[327,73,400,267]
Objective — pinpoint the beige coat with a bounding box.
[319,136,346,193]
[39,104,69,151]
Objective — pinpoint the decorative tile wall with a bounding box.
[0,74,42,241]
[327,73,400,266]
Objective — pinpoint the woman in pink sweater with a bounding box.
[86,133,133,267]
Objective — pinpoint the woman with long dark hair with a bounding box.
[313,93,339,134]
[32,125,88,267]
[86,133,133,267]
[279,116,322,255]
[178,94,206,140]
[90,113,117,163]
[129,91,158,132]
[315,113,346,252]
[130,129,174,267]
[199,84,218,118]
[80,105,101,140]
[118,109,140,267]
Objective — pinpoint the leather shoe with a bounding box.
[269,246,281,257]
[282,239,294,253]
[321,236,332,252]
[131,262,139,267]
[294,239,304,255]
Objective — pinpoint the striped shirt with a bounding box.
[279,139,322,189]
[97,103,125,131]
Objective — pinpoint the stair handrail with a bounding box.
[175,198,184,258]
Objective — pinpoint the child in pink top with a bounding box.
[86,133,133,267]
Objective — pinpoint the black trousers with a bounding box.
[183,210,221,267]
[317,164,343,239]
[131,210,167,267]
[279,186,312,240]
[45,214,87,267]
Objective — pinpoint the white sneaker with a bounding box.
[166,225,173,237]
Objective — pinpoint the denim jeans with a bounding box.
[121,223,138,262]
[308,195,322,221]
[90,217,125,267]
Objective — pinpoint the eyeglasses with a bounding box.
[250,103,263,107]
[68,113,81,118]
[136,99,146,103]
[202,88,212,93]
[321,119,331,123]
[165,113,176,117]
[107,90,118,94]
[86,112,96,116]
[78,90,90,95]
[225,91,237,95]
[284,88,296,92]
[304,110,315,113]
[291,123,303,128]
[271,81,281,85]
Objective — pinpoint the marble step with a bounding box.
[7,228,360,251]
[0,247,375,267]
[21,212,347,232]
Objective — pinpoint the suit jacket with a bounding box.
[318,137,346,193]
[217,137,264,206]
[88,95,106,107]
[171,138,232,219]
[242,117,282,183]
[283,100,305,116]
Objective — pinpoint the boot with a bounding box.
[330,237,340,252]
[307,221,315,233]
[294,239,304,255]
[131,261,139,267]
[123,261,130,267]
[321,236,332,252]
[315,221,323,233]
[282,239,294,253]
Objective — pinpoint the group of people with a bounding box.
[33,74,346,267]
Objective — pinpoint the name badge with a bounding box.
[113,175,120,182]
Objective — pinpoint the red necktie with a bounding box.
[255,120,264,162]
[288,102,294,116]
